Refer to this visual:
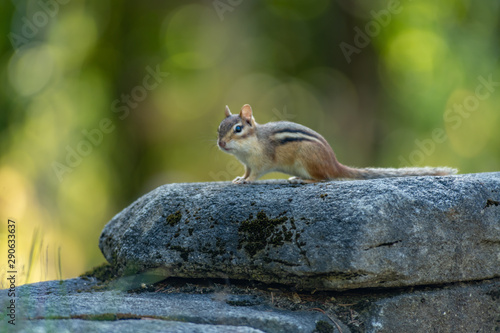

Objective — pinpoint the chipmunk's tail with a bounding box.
[338,165,458,180]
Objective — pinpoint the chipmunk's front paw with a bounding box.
[232,177,250,184]
[288,176,304,184]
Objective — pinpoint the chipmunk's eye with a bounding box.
[234,125,242,133]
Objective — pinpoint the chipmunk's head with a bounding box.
[217,104,257,155]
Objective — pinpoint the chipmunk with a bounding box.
[217,104,457,184]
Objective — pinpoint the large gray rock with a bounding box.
[0,278,337,333]
[10,320,266,333]
[2,277,498,333]
[99,172,500,290]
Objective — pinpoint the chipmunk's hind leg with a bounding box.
[297,142,340,181]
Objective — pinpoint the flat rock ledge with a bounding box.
[2,277,499,333]
[0,278,339,333]
[99,172,500,291]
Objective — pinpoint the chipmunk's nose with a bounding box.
[218,140,226,148]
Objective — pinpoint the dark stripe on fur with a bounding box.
[276,137,314,144]
[272,128,321,141]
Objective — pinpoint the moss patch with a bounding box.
[485,199,500,208]
[167,210,182,226]
[45,313,162,321]
[80,263,119,283]
[238,211,295,257]
[76,313,119,321]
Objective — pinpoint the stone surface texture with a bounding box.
[2,277,498,333]
[0,278,338,333]
[362,279,500,333]
[99,173,500,291]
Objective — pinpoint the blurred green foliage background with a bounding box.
[0,0,499,285]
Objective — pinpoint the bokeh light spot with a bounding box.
[8,44,55,96]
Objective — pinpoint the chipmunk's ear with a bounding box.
[240,104,254,125]
[224,105,232,118]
